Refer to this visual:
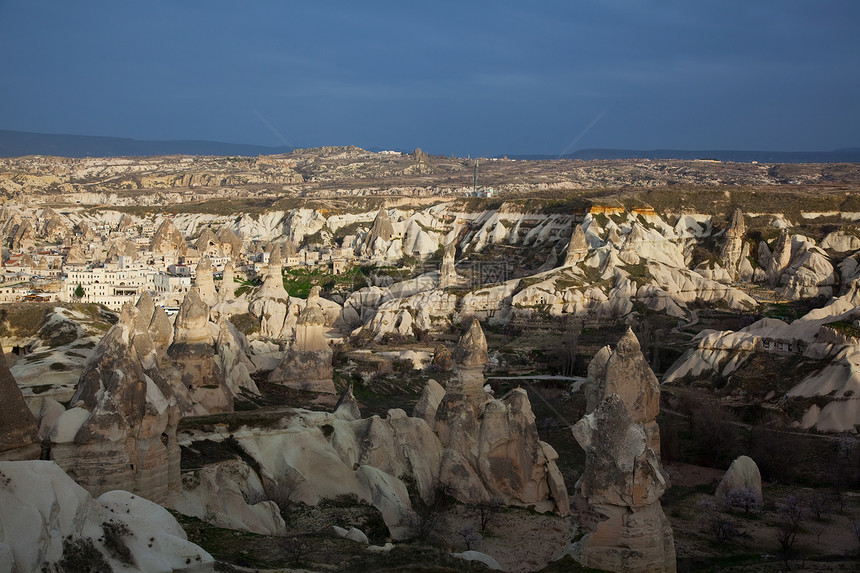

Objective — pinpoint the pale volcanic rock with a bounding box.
[43,211,72,242]
[564,224,589,266]
[589,328,660,449]
[430,344,454,371]
[195,228,220,257]
[452,550,503,570]
[249,245,291,339]
[215,319,259,397]
[0,346,40,461]
[169,291,234,414]
[284,208,326,245]
[715,455,763,506]
[172,459,285,536]
[439,240,460,288]
[216,225,244,258]
[718,208,750,281]
[822,230,860,254]
[149,304,175,352]
[234,416,419,540]
[413,378,446,427]
[450,318,490,403]
[150,218,185,254]
[430,387,570,514]
[9,219,35,250]
[266,287,338,392]
[268,289,335,394]
[194,257,219,306]
[54,303,183,503]
[172,289,213,346]
[0,460,214,572]
[568,330,676,573]
[334,382,362,421]
[422,376,570,513]
[452,318,489,369]
[219,261,236,300]
[106,237,138,261]
[65,242,87,265]
[364,208,395,255]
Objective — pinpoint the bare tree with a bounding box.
[475,498,504,532]
[805,492,831,521]
[408,481,453,541]
[282,537,308,565]
[202,503,218,526]
[691,399,739,466]
[851,520,860,551]
[264,468,306,519]
[456,526,481,551]
[775,494,805,554]
[560,317,581,376]
[698,499,744,544]
[725,487,760,514]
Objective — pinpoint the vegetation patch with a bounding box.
[228,313,260,336]
[101,520,135,566]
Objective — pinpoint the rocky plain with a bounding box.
[2,147,860,571]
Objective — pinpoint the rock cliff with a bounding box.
[268,287,335,393]
[567,329,676,573]
[0,460,214,572]
[0,346,40,461]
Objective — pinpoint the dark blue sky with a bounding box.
[1,1,858,156]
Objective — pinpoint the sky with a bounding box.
[1,0,858,156]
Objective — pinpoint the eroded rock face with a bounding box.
[0,346,40,461]
[439,240,460,288]
[0,460,214,572]
[195,256,219,306]
[268,287,334,393]
[417,382,570,515]
[48,291,257,500]
[567,329,676,573]
[715,455,763,506]
[719,209,751,281]
[169,290,259,413]
[249,245,292,339]
[220,261,236,300]
[172,458,285,536]
[150,218,185,254]
[564,224,589,266]
[588,327,661,451]
[449,318,489,403]
[364,208,395,257]
[55,303,183,503]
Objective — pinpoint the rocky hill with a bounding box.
[3,150,860,571]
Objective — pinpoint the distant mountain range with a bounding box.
[0,129,293,158]
[511,148,860,163]
[1,129,859,163]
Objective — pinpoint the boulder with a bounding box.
[715,455,763,506]
[0,346,40,461]
[171,459,286,536]
[452,550,503,570]
[0,460,214,572]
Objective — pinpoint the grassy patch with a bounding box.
[228,313,260,336]
[826,320,860,339]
